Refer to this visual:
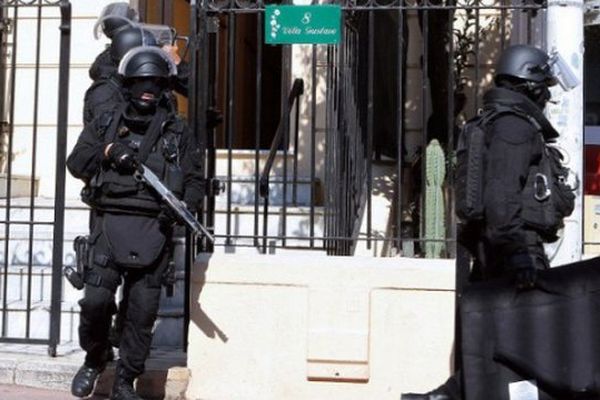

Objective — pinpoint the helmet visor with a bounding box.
[547,49,580,91]
[118,46,178,77]
[139,23,176,47]
[93,3,140,39]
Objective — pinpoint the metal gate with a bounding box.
[189,0,544,256]
[0,0,70,356]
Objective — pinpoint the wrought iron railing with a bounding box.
[0,0,70,357]
[259,78,304,252]
[189,0,545,256]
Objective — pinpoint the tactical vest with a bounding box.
[84,106,185,215]
[455,106,576,242]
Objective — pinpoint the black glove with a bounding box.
[509,252,537,290]
[158,204,179,229]
[106,142,137,174]
[206,107,223,130]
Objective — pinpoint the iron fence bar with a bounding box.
[337,21,346,256]
[292,87,300,206]
[188,1,199,250]
[281,50,290,248]
[324,45,333,254]
[0,220,54,225]
[500,0,506,50]
[259,79,304,252]
[0,337,48,344]
[253,11,263,248]
[0,203,87,210]
[259,79,304,197]
[48,0,70,356]
[446,1,455,258]
[203,4,544,12]
[366,10,374,250]
[0,6,6,156]
[186,0,197,351]
[211,233,456,243]
[309,44,317,248]
[205,13,218,254]
[25,0,43,339]
[474,0,480,112]
[196,5,211,255]
[337,31,345,255]
[421,6,429,254]
[2,4,18,338]
[344,27,351,251]
[527,6,532,44]
[225,11,236,245]
[396,5,404,253]
[262,197,268,253]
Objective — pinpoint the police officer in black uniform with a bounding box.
[85,25,160,126]
[402,44,577,399]
[85,3,190,126]
[85,3,138,124]
[67,46,204,400]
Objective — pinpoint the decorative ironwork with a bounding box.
[192,0,545,256]
[202,0,545,11]
[0,0,70,357]
[0,0,63,7]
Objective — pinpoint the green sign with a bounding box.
[265,5,341,45]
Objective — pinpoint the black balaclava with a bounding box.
[126,78,167,115]
[496,76,551,109]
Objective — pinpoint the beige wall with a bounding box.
[187,254,456,400]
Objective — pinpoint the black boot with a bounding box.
[111,367,143,400]
[71,363,105,398]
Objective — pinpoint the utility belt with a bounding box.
[64,214,176,296]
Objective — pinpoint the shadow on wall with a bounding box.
[191,255,229,343]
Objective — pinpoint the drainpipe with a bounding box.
[545,0,585,266]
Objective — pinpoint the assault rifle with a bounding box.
[134,163,215,243]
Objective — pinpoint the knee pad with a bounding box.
[79,287,117,318]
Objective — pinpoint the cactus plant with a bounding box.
[424,139,446,258]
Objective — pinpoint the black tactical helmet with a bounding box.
[495,44,556,86]
[119,47,176,80]
[110,27,157,62]
[94,3,140,39]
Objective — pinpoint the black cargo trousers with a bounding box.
[78,211,170,379]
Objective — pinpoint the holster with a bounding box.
[64,235,90,290]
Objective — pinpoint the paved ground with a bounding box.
[0,383,105,399]
[0,344,188,399]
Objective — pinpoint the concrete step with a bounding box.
[212,205,325,249]
[0,346,188,400]
[216,176,322,207]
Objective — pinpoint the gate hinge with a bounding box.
[0,19,12,34]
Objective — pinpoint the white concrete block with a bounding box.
[187,254,456,399]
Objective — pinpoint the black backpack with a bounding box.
[455,107,576,240]
[455,107,506,223]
